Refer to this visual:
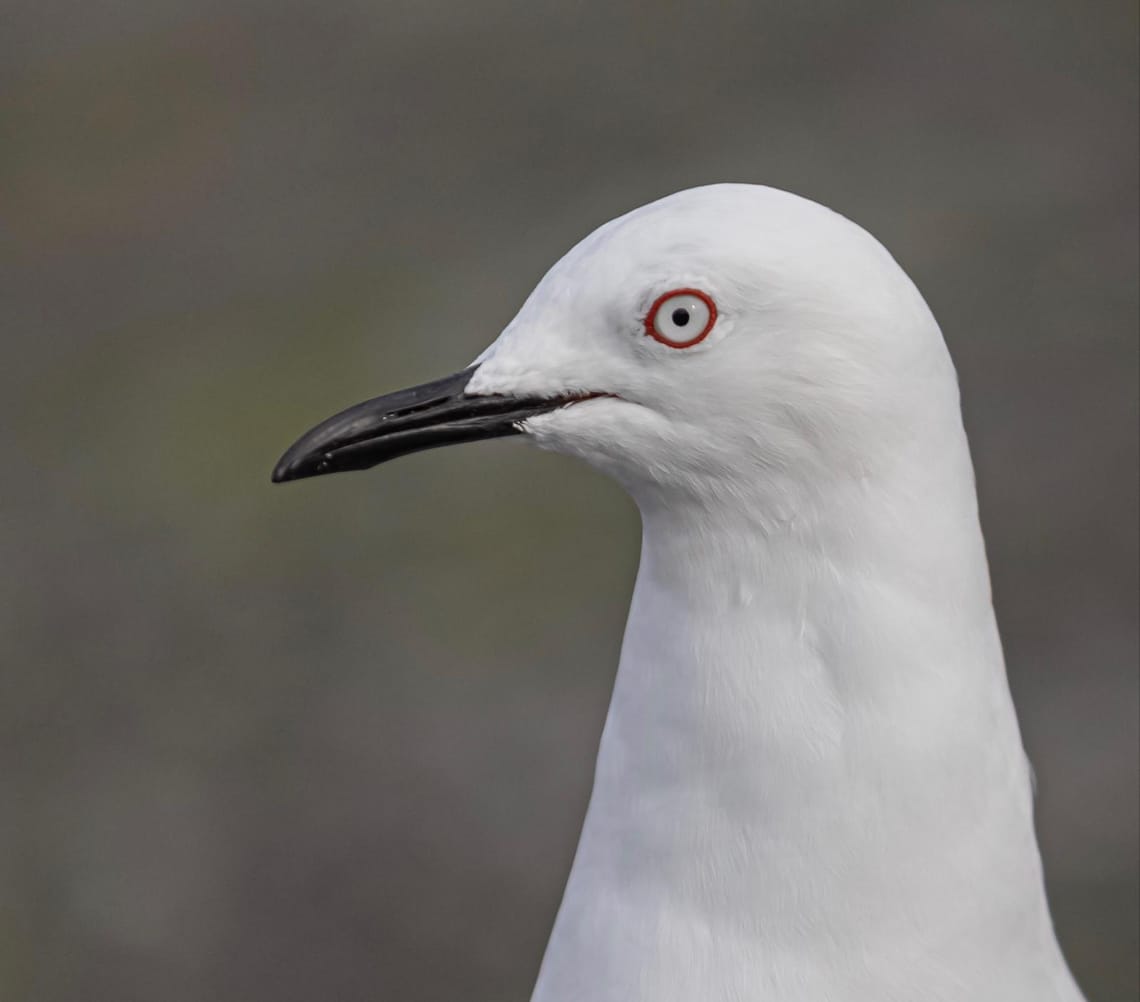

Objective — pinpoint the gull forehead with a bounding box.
[468,183,934,403]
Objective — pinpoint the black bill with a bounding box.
[272,366,577,483]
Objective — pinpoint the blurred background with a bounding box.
[3,1,1137,999]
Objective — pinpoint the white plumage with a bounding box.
[468,185,1084,1002]
[275,183,1085,1001]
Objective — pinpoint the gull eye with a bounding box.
[644,288,717,348]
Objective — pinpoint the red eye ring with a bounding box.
[644,288,718,349]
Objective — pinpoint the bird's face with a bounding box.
[274,185,952,506]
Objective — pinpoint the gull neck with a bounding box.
[532,459,1076,1002]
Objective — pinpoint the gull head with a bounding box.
[273,184,958,508]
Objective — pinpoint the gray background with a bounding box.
[3,2,1137,1000]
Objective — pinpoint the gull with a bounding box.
[272,184,1085,1002]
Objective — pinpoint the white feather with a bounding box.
[469,184,1083,1002]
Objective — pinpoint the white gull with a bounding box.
[273,183,1085,1002]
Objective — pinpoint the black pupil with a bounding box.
[671,307,691,327]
